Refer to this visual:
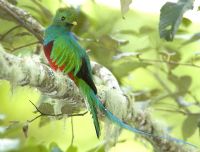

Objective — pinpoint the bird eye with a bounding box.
[61,16,65,21]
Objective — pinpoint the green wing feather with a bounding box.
[50,35,84,75]
[50,34,100,137]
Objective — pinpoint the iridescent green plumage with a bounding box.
[44,7,100,137]
[43,7,197,147]
[51,34,82,74]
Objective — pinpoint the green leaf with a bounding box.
[183,32,200,45]
[178,76,192,95]
[66,145,78,152]
[49,142,63,152]
[181,17,192,27]
[96,146,105,152]
[160,50,181,69]
[139,26,154,34]
[159,0,193,41]
[116,29,138,36]
[87,144,105,152]
[19,145,48,152]
[182,115,199,140]
[120,0,132,18]
[113,60,151,78]
[89,35,127,68]
[134,89,162,101]
[39,117,51,127]
[168,74,192,95]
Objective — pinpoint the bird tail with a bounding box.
[77,79,101,138]
[77,79,196,147]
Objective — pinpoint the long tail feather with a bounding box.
[77,79,197,147]
[87,95,101,138]
[97,94,197,147]
[77,79,100,138]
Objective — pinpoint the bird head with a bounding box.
[53,7,78,28]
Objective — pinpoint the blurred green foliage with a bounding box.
[0,0,200,151]
[159,0,193,41]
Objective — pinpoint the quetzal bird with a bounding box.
[43,7,195,147]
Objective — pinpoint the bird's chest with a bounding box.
[43,41,65,71]
[43,41,75,81]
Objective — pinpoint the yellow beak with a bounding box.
[72,21,77,26]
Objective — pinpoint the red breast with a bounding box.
[43,41,75,81]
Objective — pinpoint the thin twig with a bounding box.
[155,108,200,116]
[70,117,74,145]
[0,25,21,41]
[13,41,39,51]
[28,100,88,123]
[139,57,200,69]
[28,114,43,123]
[5,41,40,52]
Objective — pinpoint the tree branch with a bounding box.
[114,52,200,69]
[0,0,44,42]
[0,43,196,152]
[0,46,82,100]
[139,57,200,69]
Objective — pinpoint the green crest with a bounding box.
[53,7,78,26]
